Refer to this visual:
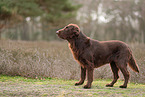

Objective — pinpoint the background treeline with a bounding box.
[0,0,145,43]
[77,0,145,43]
[0,0,80,40]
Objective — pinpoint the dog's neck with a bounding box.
[78,31,88,39]
[68,31,90,52]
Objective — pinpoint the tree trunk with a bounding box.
[0,30,1,39]
[21,21,29,40]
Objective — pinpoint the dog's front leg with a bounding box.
[75,66,86,86]
[84,67,94,89]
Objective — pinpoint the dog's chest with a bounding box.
[70,47,80,60]
[69,44,82,60]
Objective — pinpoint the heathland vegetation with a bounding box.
[0,40,144,83]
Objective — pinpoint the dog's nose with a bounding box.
[56,31,59,34]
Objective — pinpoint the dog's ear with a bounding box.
[74,31,79,37]
[74,26,80,35]
[70,26,80,38]
[70,31,79,38]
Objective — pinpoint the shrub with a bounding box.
[0,40,144,83]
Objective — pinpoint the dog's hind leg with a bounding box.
[106,61,119,87]
[117,62,130,88]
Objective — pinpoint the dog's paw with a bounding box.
[106,84,113,87]
[83,85,91,89]
[75,82,82,86]
[119,85,127,88]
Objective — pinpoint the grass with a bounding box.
[0,75,145,97]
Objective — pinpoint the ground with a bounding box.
[0,75,144,97]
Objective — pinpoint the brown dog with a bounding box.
[56,24,139,89]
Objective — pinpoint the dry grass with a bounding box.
[0,40,145,83]
[0,40,79,80]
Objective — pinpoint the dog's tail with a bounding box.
[128,54,139,73]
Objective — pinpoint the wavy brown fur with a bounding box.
[56,24,139,89]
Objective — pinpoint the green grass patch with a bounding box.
[0,75,145,97]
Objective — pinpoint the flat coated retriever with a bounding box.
[56,24,139,89]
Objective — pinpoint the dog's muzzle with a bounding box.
[56,31,59,34]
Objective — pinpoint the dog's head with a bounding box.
[56,24,80,40]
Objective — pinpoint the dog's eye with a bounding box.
[65,27,68,30]
[76,29,79,31]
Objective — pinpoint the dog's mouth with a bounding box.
[56,31,65,39]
